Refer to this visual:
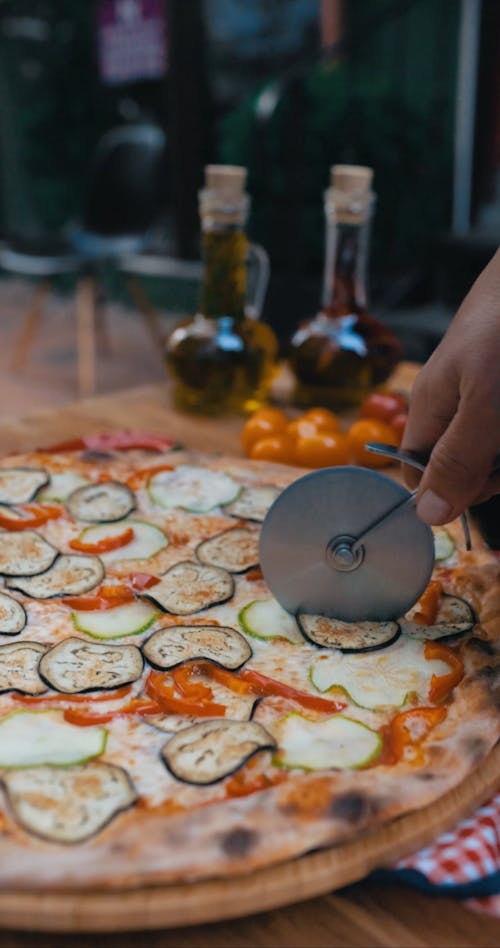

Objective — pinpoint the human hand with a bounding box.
[401,248,500,525]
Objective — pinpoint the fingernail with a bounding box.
[416,490,452,525]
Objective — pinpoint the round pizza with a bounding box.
[0,435,497,891]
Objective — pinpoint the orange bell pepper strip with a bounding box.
[63,697,162,726]
[413,580,443,625]
[0,503,62,531]
[63,584,136,611]
[69,527,134,554]
[171,665,213,702]
[389,706,447,764]
[12,685,133,706]
[198,664,346,713]
[145,671,226,717]
[126,464,174,490]
[425,641,464,703]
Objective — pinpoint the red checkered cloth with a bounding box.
[391,790,500,915]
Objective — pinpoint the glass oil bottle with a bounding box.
[165,165,277,414]
[289,165,402,410]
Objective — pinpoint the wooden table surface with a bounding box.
[1,364,500,947]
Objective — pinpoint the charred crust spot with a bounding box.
[330,792,373,825]
[416,771,437,781]
[79,450,115,462]
[221,826,257,858]
[469,637,497,657]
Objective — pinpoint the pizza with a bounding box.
[0,432,497,891]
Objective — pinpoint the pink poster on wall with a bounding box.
[98,0,168,84]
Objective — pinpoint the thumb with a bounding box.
[415,403,496,525]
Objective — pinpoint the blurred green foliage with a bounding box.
[220,0,459,276]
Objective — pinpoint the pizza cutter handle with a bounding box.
[365,443,472,551]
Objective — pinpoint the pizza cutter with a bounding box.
[259,445,439,623]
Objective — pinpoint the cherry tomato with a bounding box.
[346,419,398,467]
[359,392,408,424]
[286,417,320,440]
[302,407,341,432]
[249,434,295,464]
[241,409,288,456]
[294,432,351,469]
[391,412,408,443]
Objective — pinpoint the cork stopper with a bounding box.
[326,164,375,224]
[205,165,247,199]
[200,165,249,228]
[330,164,373,193]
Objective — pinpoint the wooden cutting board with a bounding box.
[0,363,498,934]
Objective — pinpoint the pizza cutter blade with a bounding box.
[259,466,435,622]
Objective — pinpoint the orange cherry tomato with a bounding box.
[241,409,288,455]
[286,417,319,440]
[249,434,295,464]
[359,391,408,424]
[302,407,341,432]
[391,412,408,443]
[347,419,398,467]
[294,432,351,469]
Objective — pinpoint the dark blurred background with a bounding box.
[0,0,498,360]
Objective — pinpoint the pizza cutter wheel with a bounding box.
[259,465,435,623]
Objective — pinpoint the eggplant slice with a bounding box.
[196,528,259,574]
[297,614,401,653]
[2,763,137,844]
[0,467,49,505]
[0,642,48,695]
[162,719,275,785]
[224,485,280,522]
[6,554,104,599]
[0,531,58,577]
[400,594,475,641]
[142,561,234,615]
[143,624,251,671]
[66,481,135,523]
[0,592,27,635]
[39,637,143,693]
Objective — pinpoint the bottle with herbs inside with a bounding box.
[288,165,402,410]
[165,165,278,415]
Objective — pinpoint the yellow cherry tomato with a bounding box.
[294,432,351,469]
[302,407,341,432]
[241,409,288,456]
[249,434,296,464]
[346,419,398,467]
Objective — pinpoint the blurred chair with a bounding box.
[67,122,168,396]
[2,122,169,397]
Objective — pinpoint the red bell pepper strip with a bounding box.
[12,685,133,706]
[0,503,62,531]
[69,527,134,555]
[42,431,176,454]
[63,697,162,726]
[126,464,174,490]
[127,572,160,591]
[63,584,136,611]
[389,706,447,764]
[425,641,464,703]
[145,671,226,717]
[198,663,346,713]
[413,580,442,626]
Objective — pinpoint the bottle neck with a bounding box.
[321,197,373,317]
[198,189,249,321]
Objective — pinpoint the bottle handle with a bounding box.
[245,243,270,319]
